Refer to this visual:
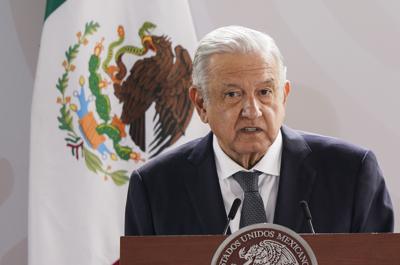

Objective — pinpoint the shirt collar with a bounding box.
[213,130,283,180]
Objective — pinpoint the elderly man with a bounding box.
[125,26,393,235]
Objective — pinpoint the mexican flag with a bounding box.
[29,0,207,264]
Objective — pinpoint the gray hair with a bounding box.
[192,25,287,101]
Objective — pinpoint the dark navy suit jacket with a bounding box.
[125,126,394,235]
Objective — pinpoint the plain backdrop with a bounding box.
[1,0,399,264]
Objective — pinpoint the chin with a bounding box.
[234,143,269,156]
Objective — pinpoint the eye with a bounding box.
[259,88,272,96]
[224,91,242,98]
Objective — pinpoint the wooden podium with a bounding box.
[121,233,400,265]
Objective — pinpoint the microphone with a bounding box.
[223,198,241,235]
[299,200,316,234]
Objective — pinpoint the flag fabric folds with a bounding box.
[29,0,207,264]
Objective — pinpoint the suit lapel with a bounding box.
[274,126,317,232]
[183,127,317,234]
[185,133,227,234]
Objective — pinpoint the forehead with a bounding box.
[207,52,278,82]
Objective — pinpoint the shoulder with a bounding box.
[299,130,369,156]
[285,126,370,158]
[282,126,375,168]
[135,135,207,177]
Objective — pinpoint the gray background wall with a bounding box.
[0,0,46,264]
[1,0,399,264]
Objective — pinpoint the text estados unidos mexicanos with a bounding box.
[218,230,311,265]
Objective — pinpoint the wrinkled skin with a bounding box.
[190,52,291,169]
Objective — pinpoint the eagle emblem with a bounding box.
[55,21,194,185]
[239,240,298,265]
[110,23,194,157]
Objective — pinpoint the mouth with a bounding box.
[240,127,262,132]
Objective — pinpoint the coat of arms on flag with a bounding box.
[55,21,194,185]
[30,1,203,264]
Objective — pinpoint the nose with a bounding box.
[241,96,262,119]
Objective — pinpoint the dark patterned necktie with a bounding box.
[232,171,267,228]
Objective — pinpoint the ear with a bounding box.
[189,86,209,123]
[282,80,291,105]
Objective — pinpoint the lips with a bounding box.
[240,127,262,132]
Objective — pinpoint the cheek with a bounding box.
[207,108,238,132]
[262,104,286,126]
[262,105,278,120]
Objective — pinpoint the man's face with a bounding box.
[190,52,290,165]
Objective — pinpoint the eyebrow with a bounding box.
[222,78,276,88]
[257,78,275,86]
[222,83,242,89]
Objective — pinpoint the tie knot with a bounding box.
[232,171,261,192]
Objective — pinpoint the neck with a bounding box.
[216,140,267,169]
[232,153,265,169]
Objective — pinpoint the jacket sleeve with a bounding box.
[125,170,155,235]
[351,150,394,232]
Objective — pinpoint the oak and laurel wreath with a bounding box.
[56,21,129,186]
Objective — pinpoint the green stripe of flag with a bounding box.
[44,0,66,20]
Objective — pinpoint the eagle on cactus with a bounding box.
[110,22,194,157]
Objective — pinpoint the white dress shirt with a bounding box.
[213,130,283,233]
